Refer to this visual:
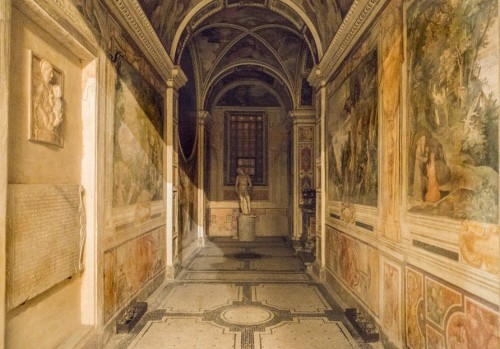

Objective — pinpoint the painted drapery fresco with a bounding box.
[327,48,378,206]
[113,59,164,208]
[406,0,499,223]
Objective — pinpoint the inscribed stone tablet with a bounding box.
[7,184,84,310]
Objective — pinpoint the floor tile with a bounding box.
[252,284,331,313]
[160,283,243,313]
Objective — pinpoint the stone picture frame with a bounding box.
[29,52,64,147]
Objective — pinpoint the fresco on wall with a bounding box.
[326,227,379,313]
[217,85,280,107]
[406,265,500,349]
[459,220,499,275]
[406,0,499,223]
[425,278,462,329]
[113,60,164,208]
[406,268,425,349]
[327,48,378,206]
[104,227,165,321]
[446,299,499,348]
[179,152,198,250]
[382,261,400,342]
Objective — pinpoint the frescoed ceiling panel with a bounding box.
[138,0,201,51]
[290,0,343,49]
[216,84,281,107]
[191,27,245,76]
[197,6,293,29]
[255,28,304,78]
[213,35,286,76]
[139,1,336,110]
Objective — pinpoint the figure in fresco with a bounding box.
[235,167,252,215]
[412,135,428,202]
[425,151,441,203]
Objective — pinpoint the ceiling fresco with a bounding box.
[216,84,281,107]
[139,1,354,111]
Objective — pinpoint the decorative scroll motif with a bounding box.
[340,202,355,224]
[459,220,499,274]
[30,55,64,147]
[7,184,85,310]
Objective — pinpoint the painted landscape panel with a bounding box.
[327,48,378,206]
[406,0,499,223]
[113,60,164,208]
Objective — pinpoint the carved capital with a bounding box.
[307,66,326,89]
[167,65,188,90]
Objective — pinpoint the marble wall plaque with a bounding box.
[7,184,85,310]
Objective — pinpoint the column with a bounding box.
[164,66,187,279]
[197,111,210,246]
[0,1,11,345]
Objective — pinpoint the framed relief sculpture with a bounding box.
[30,53,64,147]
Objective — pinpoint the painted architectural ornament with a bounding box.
[340,202,356,224]
[406,0,499,223]
[459,220,499,274]
[30,56,64,146]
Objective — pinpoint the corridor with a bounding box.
[107,238,368,349]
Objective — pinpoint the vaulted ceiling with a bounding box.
[138,0,354,110]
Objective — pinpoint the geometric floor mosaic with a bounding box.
[107,238,372,349]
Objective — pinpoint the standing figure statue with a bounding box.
[235,167,252,215]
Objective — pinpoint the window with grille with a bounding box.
[224,112,268,186]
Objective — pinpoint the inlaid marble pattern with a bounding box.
[108,238,370,349]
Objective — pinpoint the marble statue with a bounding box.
[235,167,252,215]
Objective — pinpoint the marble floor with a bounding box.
[107,238,372,349]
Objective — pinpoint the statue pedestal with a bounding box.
[238,215,256,241]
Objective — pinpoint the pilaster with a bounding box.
[308,67,327,278]
[197,111,210,247]
[289,109,316,244]
[0,1,11,346]
[165,67,187,279]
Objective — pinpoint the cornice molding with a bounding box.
[318,0,385,80]
[15,0,98,59]
[106,0,175,83]
[288,109,316,122]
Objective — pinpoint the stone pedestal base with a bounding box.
[238,215,256,241]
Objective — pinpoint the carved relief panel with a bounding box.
[30,54,64,147]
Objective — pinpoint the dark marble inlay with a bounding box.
[412,239,459,261]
